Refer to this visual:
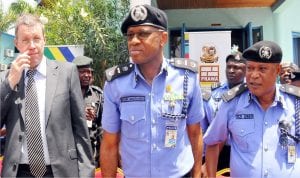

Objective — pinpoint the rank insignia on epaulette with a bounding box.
[222,83,248,102]
[202,89,211,101]
[169,58,198,73]
[279,84,300,97]
[105,63,134,82]
[211,82,221,90]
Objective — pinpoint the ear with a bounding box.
[160,31,168,47]
[276,63,281,75]
[14,38,19,51]
[43,35,46,44]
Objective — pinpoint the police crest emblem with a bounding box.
[131,5,147,22]
[200,45,219,63]
[259,46,272,59]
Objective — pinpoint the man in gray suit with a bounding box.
[0,14,94,177]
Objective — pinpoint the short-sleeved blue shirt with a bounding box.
[210,83,230,119]
[201,83,231,154]
[102,59,204,177]
[204,86,300,177]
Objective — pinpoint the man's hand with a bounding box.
[85,105,96,121]
[8,51,30,90]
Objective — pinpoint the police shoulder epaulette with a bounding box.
[211,82,221,90]
[91,85,103,94]
[105,63,134,82]
[169,58,198,73]
[222,83,248,102]
[202,89,211,101]
[279,84,300,97]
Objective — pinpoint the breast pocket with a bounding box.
[230,119,255,152]
[120,101,146,139]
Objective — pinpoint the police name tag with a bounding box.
[288,145,296,164]
[164,122,178,148]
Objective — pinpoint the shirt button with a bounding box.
[264,146,268,152]
[131,116,135,121]
[264,170,268,176]
[240,129,244,133]
[264,122,268,126]
[153,144,157,149]
[152,119,156,124]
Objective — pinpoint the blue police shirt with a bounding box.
[102,59,204,177]
[204,86,300,177]
[210,83,230,120]
[201,100,213,133]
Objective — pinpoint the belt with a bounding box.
[18,164,52,172]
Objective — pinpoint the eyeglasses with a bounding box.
[19,38,43,46]
[124,30,164,41]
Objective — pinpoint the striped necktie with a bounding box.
[25,70,47,177]
[295,97,300,137]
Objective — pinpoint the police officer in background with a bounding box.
[201,49,246,176]
[100,4,204,178]
[73,56,103,168]
[204,40,300,177]
[279,62,298,84]
[205,49,246,123]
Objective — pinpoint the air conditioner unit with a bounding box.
[0,64,8,71]
[4,49,15,58]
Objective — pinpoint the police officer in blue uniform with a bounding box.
[211,51,246,116]
[100,4,204,178]
[204,40,300,177]
[73,56,103,168]
[201,50,246,175]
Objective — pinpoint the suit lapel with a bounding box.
[45,59,59,126]
[18,72,26,123]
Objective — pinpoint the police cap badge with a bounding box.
[121,4,168,34]
[226,51,246,64]
[242,40,282,63]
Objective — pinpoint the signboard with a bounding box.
[184,31,231,88]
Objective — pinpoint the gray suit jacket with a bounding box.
[0,59,94,177]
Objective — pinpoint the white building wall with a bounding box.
[273,0,300,63]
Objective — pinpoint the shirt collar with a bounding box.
[84,86,93,96]
[275,85,287,109]
[246,85,286,109]
[25,56,47,77]
[221,83,230,90]
[132,59,167,88]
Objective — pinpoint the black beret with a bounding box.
[226,51,246,64]
[121,4,168,34]
[242,40,282,63]
[72,56,93,68]
[291,70,300,82]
